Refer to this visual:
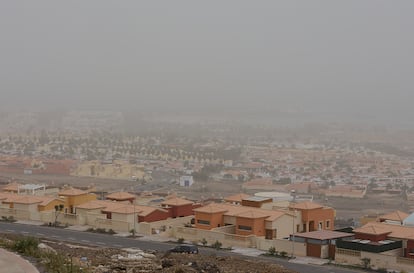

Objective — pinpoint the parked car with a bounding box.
[169,244,199,254]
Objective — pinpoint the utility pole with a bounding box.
[291,209,296,259]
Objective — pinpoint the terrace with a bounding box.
[336,237,402,253]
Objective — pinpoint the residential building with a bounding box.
[161,197,197,218]
[291,230,353,259]
[179,176,194,187]
[106,191,136,204]
[58,188,97,214]
[289,201,335,232]
[224,193,251,205]
[379,210,409,225]
[193,203,294,239]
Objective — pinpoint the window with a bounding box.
[326,220,330,229]
[318,221,323,230]
[238,225,252,231]
[296,224,300,232]
[197,219,210,225]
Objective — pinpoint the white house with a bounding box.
[179,176,194,187]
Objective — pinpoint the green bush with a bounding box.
[201,238,208,246]
[13,237,39,256]
[177,237,185,244]
[96,228,106,233]
[279,251,288,258]
[268,246,276,256]
[211,240,222,250]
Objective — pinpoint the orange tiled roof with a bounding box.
[265,211,287,221]
[76,200,167,216]
[353,222,414,240]
[224,193,251,203]
[0,192,19,202]
[235,210,271,219]
[379,210,409,222]
[76,200,111,210]
[2,182,22,192]
[108,205,137,214]
[106,192,136,200]
[12,196,43,205]
[194,203,287,222]
[136,205,168,217]
[161,197,193,206]
[354,222,394,236]
[193,203,229,214]
[289,201,324,210]
[0,193,64,207]
[59,188,88,196]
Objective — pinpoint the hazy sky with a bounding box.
[1,1,413,121]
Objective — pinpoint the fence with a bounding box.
[0,207,32,221]
[335,248,414,272]
[172,226,255,248]
[336,239,402,253]
[256,237,307,257]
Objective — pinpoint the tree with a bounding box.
[54,204,64,227]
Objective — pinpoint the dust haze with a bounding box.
[0,1,413,127]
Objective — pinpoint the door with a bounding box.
[306,243,321,258]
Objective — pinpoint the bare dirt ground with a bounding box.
[0,234,297,273]
[317,194,410,221]
[0,173,145,192]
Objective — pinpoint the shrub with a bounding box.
[361,257,371,269]
[13,237,39,256]
[211,240,222,250]
[1,216,16,222]
[96,228,106,233]
[201,238,208,246]
[177,237,185,244]
[108,229,116,235]
[279,251,288,258]
[268,246,276,256]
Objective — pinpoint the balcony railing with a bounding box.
[336,238,402,253]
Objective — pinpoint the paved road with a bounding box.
[0,222,362,273]
[0,248,39,273]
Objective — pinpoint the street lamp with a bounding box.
[133,197,136,237]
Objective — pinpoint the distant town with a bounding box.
[1,110,414,272]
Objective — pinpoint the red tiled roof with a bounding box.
[289,201,323,210]
[162,197,193,206]
[59,188,88,196]
[224,193,251,203]
[106,192,136,200]
[379,210,409,222]
[194,203,288,222]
